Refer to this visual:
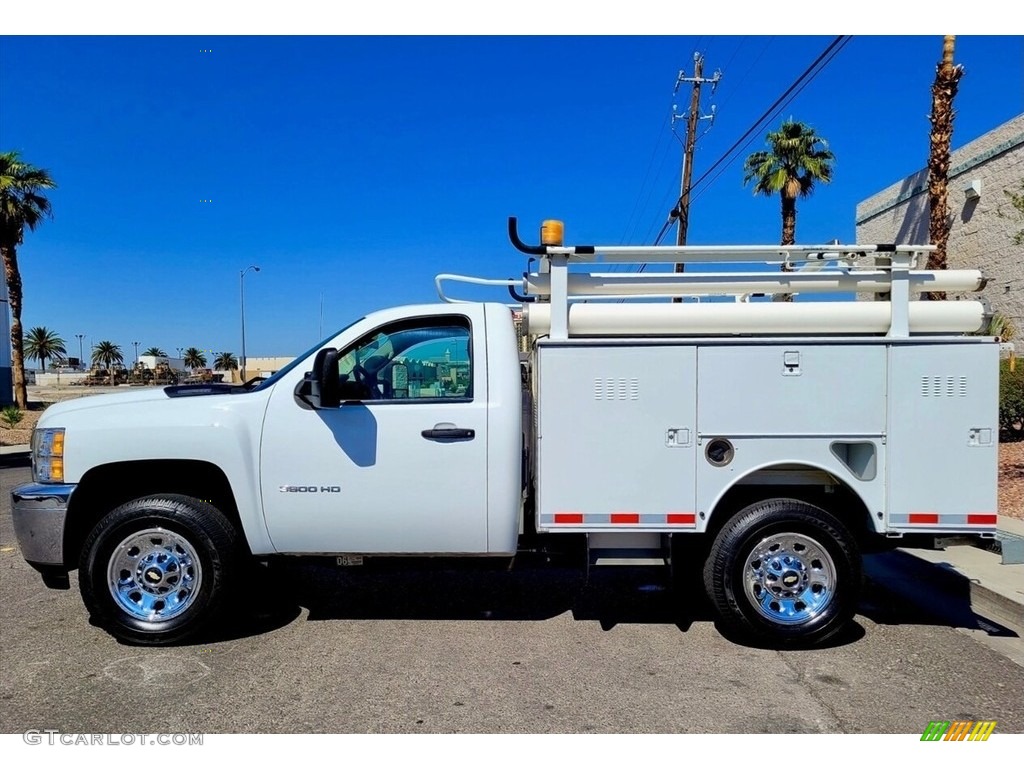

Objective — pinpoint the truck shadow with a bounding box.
[97,546,1012,649]
[0,454,31,470]
[859,551,1020,638]
[208,553,870,650]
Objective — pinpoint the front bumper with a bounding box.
[11,482,76,571]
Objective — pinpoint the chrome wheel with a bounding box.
[83,495,239,645]
[107,527,203,623]
[704,499,860,646]
[742,532,836,625]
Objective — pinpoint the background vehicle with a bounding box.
[184,368,224,385]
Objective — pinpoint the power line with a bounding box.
[645,37,771,246]
[643,177,680,244]
[652,218,674,247]
[648,35,851,247]
[687,36,849,200]
[689,37,851,208]
[623,36,709,247]
[720,36,748,77]
[618,111,674,246]
[715,36,773,114]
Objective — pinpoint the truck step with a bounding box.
[588,548,668,567]
[587,532,668,566]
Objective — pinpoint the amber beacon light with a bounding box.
[540,219,564,247]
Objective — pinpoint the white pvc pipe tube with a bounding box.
[525,270,985,297]
[524,300,986,336]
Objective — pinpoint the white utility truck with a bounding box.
[12,218,1000,646]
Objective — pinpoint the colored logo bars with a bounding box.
[921,720,997,741]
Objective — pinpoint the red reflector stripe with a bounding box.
[553,513,583,524]
[610,513,639,524]
[667,513,696,525]
[967,514,997,526]
[909,513,939,525]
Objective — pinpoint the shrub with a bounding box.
[1,405,24,428]
[1000,359,1024,440]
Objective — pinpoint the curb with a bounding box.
[865,547,1024,637]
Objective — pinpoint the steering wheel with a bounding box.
[350,363,380,399]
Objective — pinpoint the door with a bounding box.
[260,311,489,553]
[536,344,698,529]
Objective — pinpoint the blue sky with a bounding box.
[2,32,1021,359]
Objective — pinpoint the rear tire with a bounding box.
[79,494,239,645]
[703,498,861,647]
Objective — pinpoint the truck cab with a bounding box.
[13,302,522,645]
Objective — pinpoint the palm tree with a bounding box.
[214,352,238,371]
[183,347,207,371]
[743,120,835,247]
[925,35,965,300]
[1,151,57,407]
[92,340,123,384]
[23,326,66,373]
[143,346,167,357]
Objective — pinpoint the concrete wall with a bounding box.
[856,113,1024,340]
[34,372,89,387]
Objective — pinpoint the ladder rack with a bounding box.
[434,218,989,342]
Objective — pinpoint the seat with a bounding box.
[361,354,392,398]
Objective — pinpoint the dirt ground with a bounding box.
[1001,441,1024,519]
[4,385,1024,520]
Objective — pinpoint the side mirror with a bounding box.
[296,349,374,409]
[338,379,372,401]
[312,348,341,409]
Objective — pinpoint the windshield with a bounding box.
[246,317,365,392]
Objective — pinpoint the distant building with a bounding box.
[239,356,295,383]
[856,113,1024,342]
[1,270,11,406]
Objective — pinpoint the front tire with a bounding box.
[79,495,239,645]
[703,498,861,647]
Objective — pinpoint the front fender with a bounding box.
[40,388,276,554]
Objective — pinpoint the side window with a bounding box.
[337,318,472,401]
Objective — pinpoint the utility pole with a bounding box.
[671,53,721,284]
[240,265,260,382]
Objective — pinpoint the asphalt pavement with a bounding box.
[2,455,1024,735]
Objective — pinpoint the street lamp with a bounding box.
[240,265,260,382]
[76,334,84,369]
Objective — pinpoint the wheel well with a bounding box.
[64,460,245,569]
[703,467,876,548]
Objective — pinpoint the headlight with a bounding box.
[32,428,65,483]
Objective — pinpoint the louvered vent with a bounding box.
[594,377,640,401]
[920,375,968,397]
